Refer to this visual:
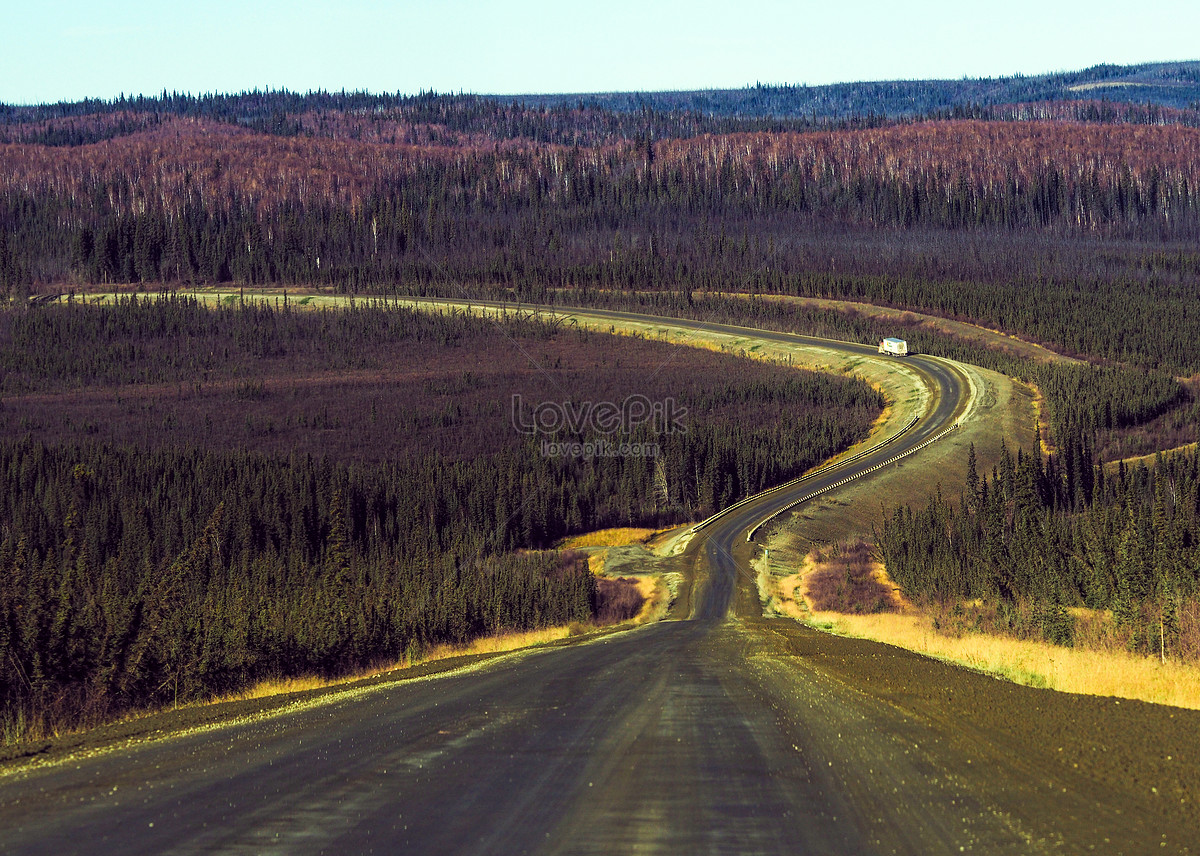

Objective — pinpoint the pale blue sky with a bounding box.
[4,0,1198,104]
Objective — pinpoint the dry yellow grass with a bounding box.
[214,674,350,703]
[866,402,893,435]
[787,550,909,613]
[422,626,577,658]
[587,549,609,576]
[1109,442,1199,471]
[761,571,808,620]
[760,546,1200,711]
[558,528,656,549]
[808,610,1200,710]
[632,575,669,623]
[1027,381,1056,457]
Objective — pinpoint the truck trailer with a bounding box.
[878,337,909,356]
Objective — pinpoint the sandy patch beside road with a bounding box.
[576,524,695,619]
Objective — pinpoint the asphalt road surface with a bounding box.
[3,314,1198,854]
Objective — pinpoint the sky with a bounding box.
[4,0,1199,105]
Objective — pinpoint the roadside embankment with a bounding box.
[755,536,1200,711]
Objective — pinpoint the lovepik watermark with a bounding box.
[511,394,687,459]
[539,440,662,459]
[511,394,687,437]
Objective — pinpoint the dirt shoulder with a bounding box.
[747,614,1200,840]
[558,525,692,624]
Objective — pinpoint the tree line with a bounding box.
[6,62,1199,132]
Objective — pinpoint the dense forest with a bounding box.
[5,108,1200,296]
[4,86,1200,382]
[4,97,1200,409]
[0,297,883,738]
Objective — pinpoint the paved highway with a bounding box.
[2,312,1197,854]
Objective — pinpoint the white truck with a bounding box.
[878,337,909,356]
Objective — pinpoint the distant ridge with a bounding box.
[2,60,1199,146]
[503,60,1200,120]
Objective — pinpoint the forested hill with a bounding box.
[517,61,1200,120]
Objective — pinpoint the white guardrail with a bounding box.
[689,412,925,539]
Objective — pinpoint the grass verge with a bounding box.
[211,626,584,706]
[810,610,1200,710]
[557,527,657,549]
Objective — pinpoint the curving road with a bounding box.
[3,311,1199,854]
